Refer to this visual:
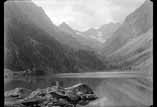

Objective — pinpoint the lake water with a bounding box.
[4,75,153,106]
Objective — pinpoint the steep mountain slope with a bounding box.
[59,22,121,52]
[59,22,120,54]
[80,22,120,43]
[4,0,105,73]
[58,22,120,53]
[98,23,120,40]
[109,28,152,57]
[6,0,93,50]
[59,22,104,52]
[102,0,153,56]
[99,0,153,71]
[105,28,153,70]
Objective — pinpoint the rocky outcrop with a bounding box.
[5,83,98,107]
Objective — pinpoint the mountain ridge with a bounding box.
[4,0,105,72]
[102,0,153,56]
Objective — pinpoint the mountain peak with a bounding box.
[86,28,97,32]
[59,22,70,28]
[59,22,76,34]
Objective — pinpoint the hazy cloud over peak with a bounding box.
[33,0,145,31]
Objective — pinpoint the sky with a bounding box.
[32,0,145,31]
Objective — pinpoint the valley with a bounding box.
[4,0,153,106]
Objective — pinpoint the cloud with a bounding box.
[32,0,145,31]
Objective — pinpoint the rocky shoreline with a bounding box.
[5,83,98,107]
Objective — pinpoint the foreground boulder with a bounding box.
[5,83,98,107]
